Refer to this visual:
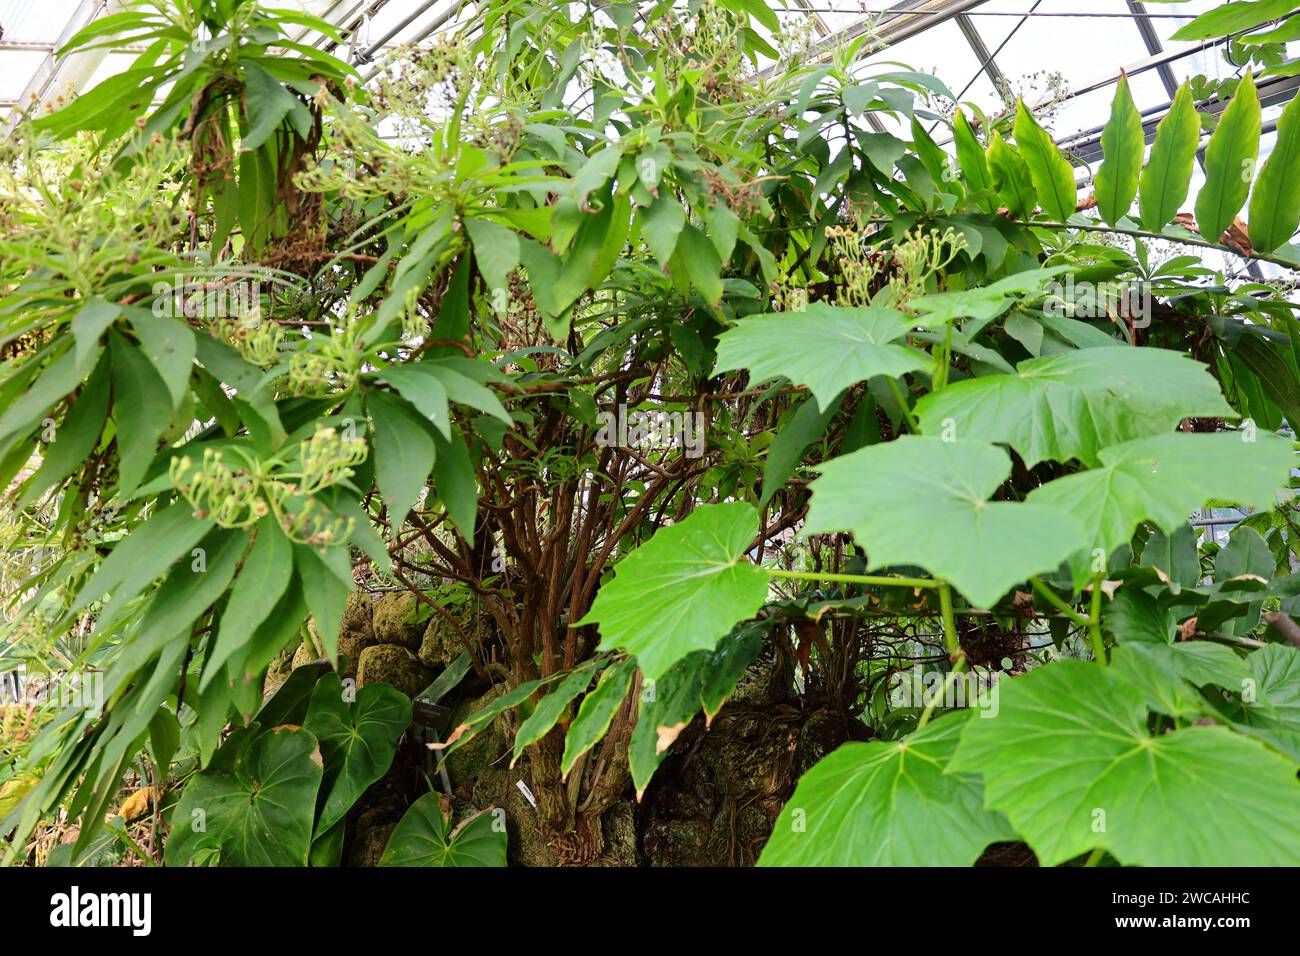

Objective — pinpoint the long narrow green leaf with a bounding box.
[1248,87,1300,252]
[953,108,995,212]
[1195,71,1261,243]
[986,131,1036,218]
[560,658,637,777]
[1012,100,1076,221]
[1139,83,1200,230]
[1171,0,1296,41]
[1093,73,1144,226]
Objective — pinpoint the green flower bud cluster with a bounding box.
[170,427,367,544]
[295,426,368,495]
[215,306,283,367]
[170,448,271,528]
[287,325,364,397]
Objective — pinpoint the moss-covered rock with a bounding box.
[418,614,465,668]
[337,592,377,677]
[444,686,510,787]
[305,592,376,678]
[372,592,424,649]
[356,645,434,698]
[640,706,800,866]
[470,765,556,867]
[261,652,294,699]
[598,801,641,867]
[730,637,793,707]
[290,640,318,670]
[346,822,395,867]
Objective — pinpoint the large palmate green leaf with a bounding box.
[1195,70,1260,243]
[1139,83,1200,230]
[713,304,929,410]
[907,266,1071,327]
[760,711,1014,866]
[949,660,1300,866]
[579,502,770,681]
[1214,644,1300,761]
[1248,86,1300,253]
[305,673,412,833]
[1027,431,1292,558]
[165,725,324,867]
[1093,73,1144,226]
[1012,100,1076,222]
[914,347,1234,467]
[805,437,1086,608]
[379,793,506,867]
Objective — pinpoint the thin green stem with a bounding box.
[917,581,966,730]
[766,568,938,590]
[1028,576,1091,629]
[916,668,962,729]
[1083,846,1107,867]
[1089,573,1107,666]
[885,376,921,433]
[938,581,961,661]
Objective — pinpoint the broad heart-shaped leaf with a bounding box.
[379,793,506,867]
[1196,70,1260,243]
[1248,85,1300,254]
[805,437,1087,609]
[1027,432,1292,561]
[759,711,1015,866]
[949,660,1300,866]
[914,347,1234,468]
[712,304,929,411]
[165,725,324,867]
[305,673,412,833]
[1093,73,1144,226]
[579,502,770,682]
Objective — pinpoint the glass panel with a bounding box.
[0,51,49,101]
[979,0,1153,97]
[861,19,1001,115]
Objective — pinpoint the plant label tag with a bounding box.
[515,779,538,809]
[412,700,450,730]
